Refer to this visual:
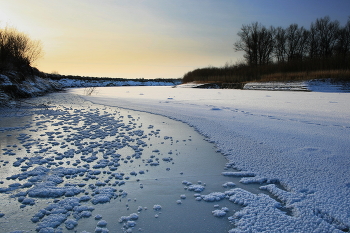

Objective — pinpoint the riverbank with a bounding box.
[0,72,181,107]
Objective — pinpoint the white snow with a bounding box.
[70,85,350,232]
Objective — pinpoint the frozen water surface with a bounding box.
[0,92,269,233]
[1,85,350,232]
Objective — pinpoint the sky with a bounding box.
[0,0,349,79]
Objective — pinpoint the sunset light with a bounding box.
[1,0,349,78]
[1,1,350,232]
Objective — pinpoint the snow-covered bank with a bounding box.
[178,79,350,92]
[0,73,181,106]
[0,73,62,105]
[243,81,309,91]
[307,79,350,92]
[55,77,181,88]
[72,86,350,232]
[243,79,350,92]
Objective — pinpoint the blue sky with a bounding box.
[0,0,349,78]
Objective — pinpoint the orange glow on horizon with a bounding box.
[1,0,349,79]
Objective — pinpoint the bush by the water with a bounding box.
[0,25,43,74]
[0,25,61,104]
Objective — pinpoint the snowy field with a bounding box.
[68,86,350,232]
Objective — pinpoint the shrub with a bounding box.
[0,25,43,73]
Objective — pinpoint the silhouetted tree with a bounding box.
[0,26,42,71]
[309,16,340,58]
[234,22,275,66]
[274,27,287,63]
[335,17,350,57]
[258,25,275,65]
[285,24,309,61]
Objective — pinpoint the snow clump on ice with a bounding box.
[153,204,162,211]
[97,220,108,227]
[118,213,139,223]
[212,207,229,217]
[201,192,226,202]
[65,219,78,230]
[187,184,205,192]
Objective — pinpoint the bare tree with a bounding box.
[258,26,275,65]
[285,24,309,61]
[234,22,258,66]
[0,26,43,70]
[274,27,287,63]
[234,22,275,66]
[335,17,350,58]
[295,27,310,60]
[309,16,340,58]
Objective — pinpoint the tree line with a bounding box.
[234,16,349,66]
[183,16,350,84]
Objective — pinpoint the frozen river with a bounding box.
[1,85,349,232]
[0,92,271,233]
[71,86,350,232]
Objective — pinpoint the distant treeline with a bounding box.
[47,73,182,83]
[183,16,350,83]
